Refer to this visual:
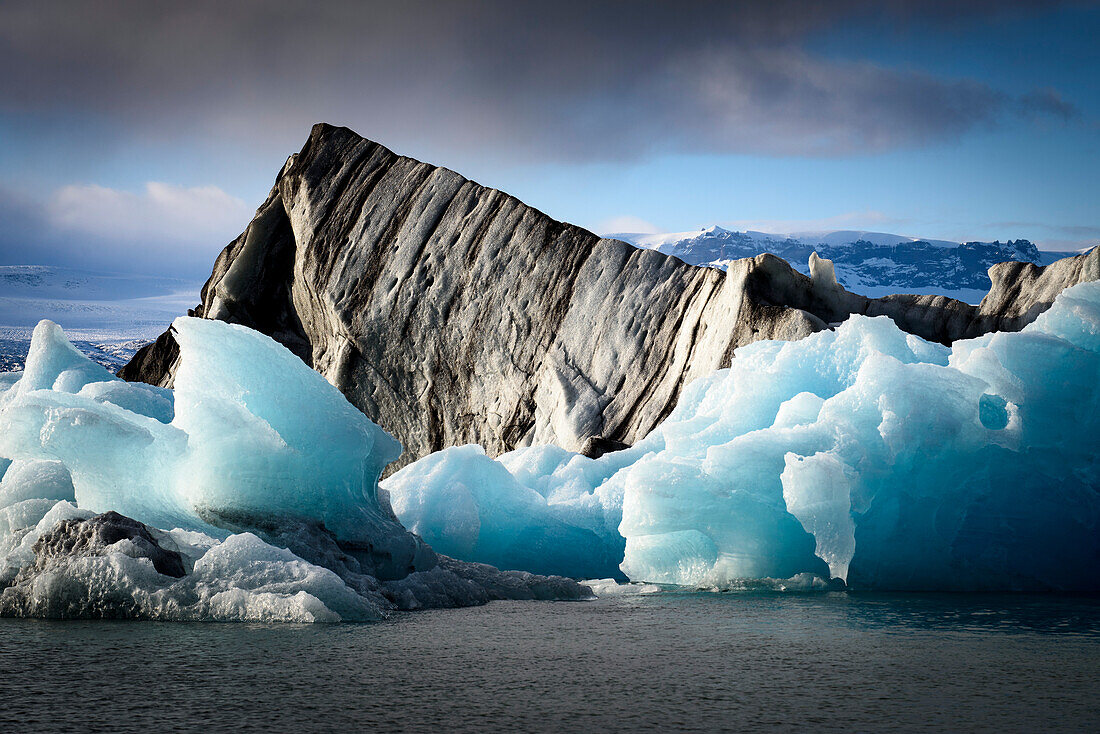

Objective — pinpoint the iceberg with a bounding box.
[0,319,587,621]
[0,318,417,576]
[383,444,625,579]
[385,281,1100,591]
[3,281,1097,608]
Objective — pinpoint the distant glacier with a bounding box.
[0,265,201,372]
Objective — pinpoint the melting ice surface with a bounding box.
[0,318,583,622]
[385,281,1100,591]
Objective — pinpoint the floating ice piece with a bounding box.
[633,282,1100,590]
[383,444,622,579]
[0,318,587,620]
[583,578,663,596]
[388,281,1100,591]
[0,512,386,622]
[0,317,419,578]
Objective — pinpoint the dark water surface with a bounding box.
[1,592,1097,733]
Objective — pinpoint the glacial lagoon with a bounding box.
[1,590,1098,732]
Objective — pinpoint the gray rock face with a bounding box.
[121,123,1100,470]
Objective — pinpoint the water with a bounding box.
[1,592,1097,733]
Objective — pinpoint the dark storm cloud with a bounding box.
[0,0,1085,163]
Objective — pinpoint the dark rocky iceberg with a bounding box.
[122,123,1100,470]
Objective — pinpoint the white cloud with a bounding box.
[594,215,660,236]
[47,182,251,247]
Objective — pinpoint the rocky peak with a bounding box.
[121,124,1100,470]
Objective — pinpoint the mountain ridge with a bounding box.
[610,226,1082,304]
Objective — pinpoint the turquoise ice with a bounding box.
[0,317,419,620]
[386,281,1100,591]
[3,283,1097,598]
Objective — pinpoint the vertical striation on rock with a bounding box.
[120,124,1100,470]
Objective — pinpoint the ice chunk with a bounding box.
[622,280,1100,591]
[0,317,418,577]
[384,434,655,580]
[168,317,412,573]
[1,500,95,581]
[0,518,386,622]
[0,385,194,532]
[0,459,75,508]
[383,444,622,579]
[0,318,588,621]
[31,510,187,577]
[388,281,1100,592]
[583,578,662,596]
[186,533,385,622]
[7,320,116,396]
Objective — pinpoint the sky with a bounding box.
[1,0,1098,277]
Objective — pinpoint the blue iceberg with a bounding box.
[3,281,1096,607]
[385,281,1100,591]
[0,318,585,621]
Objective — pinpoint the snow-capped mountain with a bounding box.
[608,226,1078,304]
